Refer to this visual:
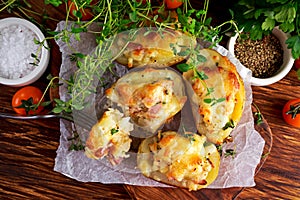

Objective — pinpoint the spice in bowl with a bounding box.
[234,34,283,78]
[0,24,40,79]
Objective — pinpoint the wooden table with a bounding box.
[0,1,299,199]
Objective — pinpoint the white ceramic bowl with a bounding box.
[0,17,50,87]
[227,27,294,86]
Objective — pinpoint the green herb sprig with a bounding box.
[0,0,240,117]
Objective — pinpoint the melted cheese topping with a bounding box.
[113,28,196,67]
[85,108,134,165]
[106,68,187,133]
[183,49,245,144]
[137,131,220,191]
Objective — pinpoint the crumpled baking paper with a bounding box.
[54,21,265,188]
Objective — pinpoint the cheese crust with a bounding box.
[137,131,220,191]
[113,28,196,68]
[183,48,245,144]
[106,68,187,133]
[85,108,134,165]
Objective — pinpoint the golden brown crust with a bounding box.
[137,131,220,191]
[113,28,196,68]
[106,68,187,133]
[183,48,245,144]
[85,109,134,165]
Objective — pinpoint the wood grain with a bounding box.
[1,1,300,199]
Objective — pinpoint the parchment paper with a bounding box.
[54,21,265,188]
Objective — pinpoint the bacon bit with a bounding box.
[94,147,109,158]
[148,104,162,115]
[85,134,94,149]
[197,179,207,185]
[132,48,144,57]
[149,142,158,152]
[159,134,176,146]
[226,94,231,101]
[127,42,143,50]
[108,153,123,166]
[116,84,132,104]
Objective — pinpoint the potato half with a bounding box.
[106,68,187,134]
[137,131,220,191]
[183,48,245,144]
[113,28,196,68]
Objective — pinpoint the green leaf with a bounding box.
[129,11,138,22]
[196,54,207,63]
[279,22,295,33]
[72,104,84,111]
[249,23,264,40]
[266,0,290,4]
[195,10,206,18]
[177,49,190,56]
[44,0,63,7]
[33,38,41,45]
[203,98,212,104]
[224,149,236,158]
[111,128,119,135]
[177,63,192,72]
[74,10,82,19]
[74,33,81,41]
[71,27,87,34]
[217,97,226,103]
[195,70,208,80]
[223,119,235,130]
[263,11,274,19]
[54,98,64,104]
[52,107,64,113]
[262,17,275,31]
[254,9,264,19]
[41,101,52,107]
[285,35,300,59]
[274,5,296,23]
[206,87,214,95]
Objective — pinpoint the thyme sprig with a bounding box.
[0,0,240,115]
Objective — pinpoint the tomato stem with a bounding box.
[286,102,300,119]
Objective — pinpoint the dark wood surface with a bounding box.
[1,1,300,199]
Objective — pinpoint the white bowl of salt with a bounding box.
[0,17,50,87]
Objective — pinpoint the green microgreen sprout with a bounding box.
[216,144,223,156]
[253,103,263,125]
[111,128,119,135]
[224,148,236,158]
[68,130,85,151]
[222,119,235,130]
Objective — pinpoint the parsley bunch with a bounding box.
[232,0,300,59]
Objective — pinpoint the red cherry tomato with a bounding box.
[294,58,300,69]
[282,98,300,128]
[68,0,95,21]
[12,86,44,115]
[165,0,183,9]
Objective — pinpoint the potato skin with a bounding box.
[137,131,220,191]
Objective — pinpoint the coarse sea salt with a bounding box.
[0,24,40,79]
